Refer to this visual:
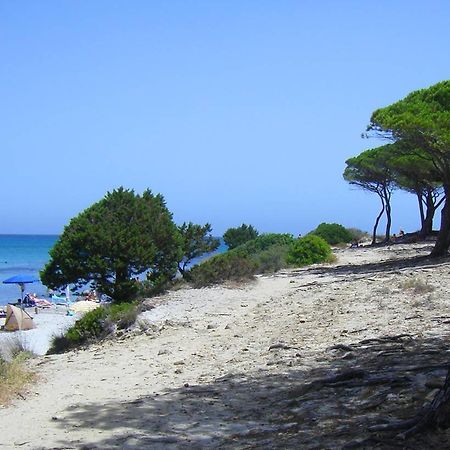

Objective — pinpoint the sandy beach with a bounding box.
[0,306,76,356]
[1,243,450,448]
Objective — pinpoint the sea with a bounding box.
[0,235,227,306]
[0,235,58,306]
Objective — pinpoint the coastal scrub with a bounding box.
[287,235,333,266]
[41,187,182,302]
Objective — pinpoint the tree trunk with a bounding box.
[384,191,392,242]
[430,186,450,257]
[401,367,450,438]
[417,192,425,233]
[371,197,385,245]
[420,190,436,238]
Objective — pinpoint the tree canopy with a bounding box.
[223,224,259,250]
[368,80,450,255]
[344,145,396,244]
[309,223,353,245]
[177,222,220,277]
[41,187,182,302]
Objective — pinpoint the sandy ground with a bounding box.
[1,242,450,449]
[0,307,76,356]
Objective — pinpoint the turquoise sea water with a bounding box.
[0,235,227,306]
[0,235,58,306]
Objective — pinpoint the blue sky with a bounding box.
[1,1,449,235]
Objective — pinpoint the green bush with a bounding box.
[309,222,353,245]
[223,224,259,250]
[188,233,295,287]
[287,235,333,266]
[188,251,257,287]
[49,302,139,354]
[234,233,294,256]
[254,244,290,273]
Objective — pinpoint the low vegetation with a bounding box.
[0,338,36,405]
[49,302,139,354]
[188,251,258,287]
[309,223,353,245]
[287,235,334,266]
[223,224,259,250]
[401,277,435,295]
[188,232,334,287]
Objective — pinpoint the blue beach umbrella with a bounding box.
[3,274,40,304]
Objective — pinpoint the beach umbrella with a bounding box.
[3,274,40,305]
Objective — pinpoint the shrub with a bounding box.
[0,353,35,405]
[254,244,290,273]
[49,302,139,353]
[287,235,333,266]
[223,224,259,250]
[105,302,139,330]
[234,233,295,256]
[310,223,353,245]
[401,277,435,294]
[0,335,34,362]
[188,251,257,287]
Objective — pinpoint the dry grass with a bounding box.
[0,353,36,406]
[0,335,36,406]
[400,277,435,295]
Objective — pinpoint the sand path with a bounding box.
[1,243,450,449]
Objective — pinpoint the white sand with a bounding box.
[0,307,76,356]
[0,242,449,448]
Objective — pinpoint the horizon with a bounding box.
[1,1,449,236]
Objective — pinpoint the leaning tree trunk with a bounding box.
[430,186,450,257]
[371,196,385,245]
[420,190,436,238]
[383,190,392,243]
[417,192,426,236]
[400,367,450,439]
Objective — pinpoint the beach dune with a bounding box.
[0,243,449,448]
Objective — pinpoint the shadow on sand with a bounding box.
[52,251,450,449]
[53,338,450,449]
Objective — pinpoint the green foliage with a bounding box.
[188,233,294,286]
[223,224,259,250]
[178,222,220,277]
[49,302,139,354]
[234,233,294,256]
[287,235,333,266]
[368,80,450,254]
[309,223,353,245]
[343,145,396,192]
[253,244,290,273]
[188,251,258,287]
[105,302,139,329]
[41,187,182,302]
[369,80,450,149]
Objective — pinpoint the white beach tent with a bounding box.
[4,305,34,331]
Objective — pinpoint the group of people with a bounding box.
[391,229,405,243]
[22,293,53,308]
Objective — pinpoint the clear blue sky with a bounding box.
[1,1,449,235]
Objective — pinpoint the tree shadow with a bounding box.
[53,333,450,449]
[291,247,450,281]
